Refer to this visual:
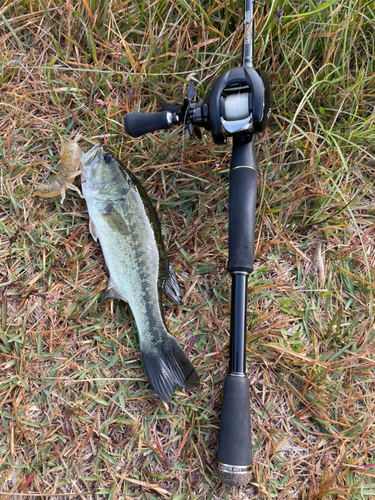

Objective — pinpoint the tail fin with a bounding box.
[142,333,200,403]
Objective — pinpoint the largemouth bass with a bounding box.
[81,145,199,402]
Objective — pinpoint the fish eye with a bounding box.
[104,153,114,164]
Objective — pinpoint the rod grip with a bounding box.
[227,140,257,273]
[217,375,252,486]
[124,111,170,138]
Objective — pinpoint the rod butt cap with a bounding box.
[216,468,252,487]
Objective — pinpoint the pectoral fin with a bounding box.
[101,203,129,235]
[162,258,182,305]
[103,278,127,302]
[89,218,99,242]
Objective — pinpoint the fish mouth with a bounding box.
[81,144,102,166]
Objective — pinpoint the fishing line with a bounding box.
[175,87,195,180]
[43,161,60,180]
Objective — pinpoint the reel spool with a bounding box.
[207,66,272,144]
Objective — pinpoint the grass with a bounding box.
[1,0,375,498]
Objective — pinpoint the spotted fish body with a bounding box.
[81,145,199,402]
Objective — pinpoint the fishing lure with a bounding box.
[34,138,82,203]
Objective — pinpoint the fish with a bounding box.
[80,144,200,403]
[33,137,82,202]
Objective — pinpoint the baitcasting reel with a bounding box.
[124,67,272,145]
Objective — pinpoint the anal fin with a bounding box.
[162,258,182,305]
[103,278,127,302]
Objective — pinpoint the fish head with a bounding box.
[81,145,129,196]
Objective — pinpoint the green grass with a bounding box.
[1,0,375,498]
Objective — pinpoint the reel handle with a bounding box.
[124,111,174,138]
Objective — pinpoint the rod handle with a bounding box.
[217,374,252,487]
[124,111,171,138]
[227,139,257,274]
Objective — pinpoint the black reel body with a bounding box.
[208,66,272,144]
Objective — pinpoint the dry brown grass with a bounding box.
[1,0,375,499]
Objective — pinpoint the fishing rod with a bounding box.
[124,0,272,487]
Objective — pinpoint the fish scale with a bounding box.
[81,144,200,402]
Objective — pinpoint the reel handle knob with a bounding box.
[124,111,174,138]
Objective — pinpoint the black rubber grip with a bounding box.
[124,111,170,138]
[217,375,252,468]
[227,139,257,274]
